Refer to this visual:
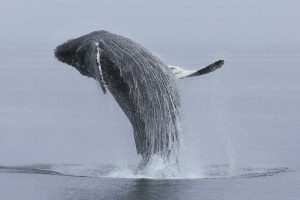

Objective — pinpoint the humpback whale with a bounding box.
[54,30,224,167]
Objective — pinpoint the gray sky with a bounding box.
[1,0,300,48]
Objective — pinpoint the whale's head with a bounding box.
[54,38,96,78]
[55,37,107,94]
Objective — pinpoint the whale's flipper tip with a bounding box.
[168,59,224,79]
[188,59,224,77]
[216,59,225,66]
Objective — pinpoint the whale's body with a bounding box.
[55,31,181,166]
[55,30,224,167]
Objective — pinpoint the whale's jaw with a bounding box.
[54,39,92,78]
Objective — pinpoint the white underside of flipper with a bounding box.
[168,60,224,79]
[168,65,197,79]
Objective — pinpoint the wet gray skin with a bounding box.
[55,30,181,168]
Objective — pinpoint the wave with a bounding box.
[0,164,290,180]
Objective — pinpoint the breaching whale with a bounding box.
[54,30,224,167]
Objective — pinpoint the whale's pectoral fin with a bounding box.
[94,43,107,94]
[76,42,107,94]
[168,60,224,79]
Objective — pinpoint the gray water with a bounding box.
[0,167,298,200]
[1,0,300,199]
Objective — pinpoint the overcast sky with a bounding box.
[0,0,299,48]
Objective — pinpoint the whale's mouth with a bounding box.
[54,43,74,62]
[54,43,90,77]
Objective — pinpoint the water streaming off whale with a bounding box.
[100,33,182,172]
[55,31,182,175]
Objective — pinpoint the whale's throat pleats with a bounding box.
[98,32,181,168]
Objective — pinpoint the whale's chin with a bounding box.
[55,44,93,78]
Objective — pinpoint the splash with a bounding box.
[0,164,289,180]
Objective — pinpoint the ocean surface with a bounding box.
[0,164,298,200]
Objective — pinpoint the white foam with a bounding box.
[37,162,289,180]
